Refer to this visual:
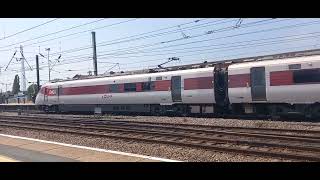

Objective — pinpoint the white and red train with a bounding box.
[35,55,320,118]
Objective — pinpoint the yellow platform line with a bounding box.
[0,155,18,162]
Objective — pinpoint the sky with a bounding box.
[0,18,320,92]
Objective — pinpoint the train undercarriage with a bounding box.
[38,102,320,121]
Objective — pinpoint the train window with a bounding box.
[289,64,301,70]
[124,83,136,92]
[293,69,320,83]
[110,84,119,93]
[156,76,162,80]
[142,81,155,91]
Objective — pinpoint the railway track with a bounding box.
[2,107,320,125]
[7,114,320,135]
[0,115,319,161]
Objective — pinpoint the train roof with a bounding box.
[45,66,216,87]
[47,48,320,85]
[228,54,320,70]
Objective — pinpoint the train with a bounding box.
[35,54,320,119]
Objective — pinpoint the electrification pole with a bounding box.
[20,45,27,92]
[39,48,61,83]
[36,55,40,93]
[92,32,98,76]
[46,48,51,81]
[1,83,10,92]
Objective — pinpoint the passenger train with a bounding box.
[35,54,320,118]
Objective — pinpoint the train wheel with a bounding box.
[180,110,188,117]
[152,106,161,116]
[53,105,60,113]
[44,106,49,113]
[311,105,320,120]
[175,106,188,117]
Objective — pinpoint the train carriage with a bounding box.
[228,55,320,117]
[35,53,320,118]
[35,67,218,115]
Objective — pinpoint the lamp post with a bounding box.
[0,82,12,93]
[0,82,12,104]
[39,48,61,82]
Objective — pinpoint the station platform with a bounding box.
[0,155,18,162]
[0,103,35,105]
[0,104,37,111]
[0,134,179,162]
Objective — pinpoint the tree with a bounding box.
[12,75,20,95]
[27,84,38,101]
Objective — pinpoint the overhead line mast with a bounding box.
[4,45,33,93]
[20,45,26,92]
[92,31,98,76]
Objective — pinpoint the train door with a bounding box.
[57,85,62,103]
[44,87,48,103]
[171,76,182,102]
[250,67,266,101]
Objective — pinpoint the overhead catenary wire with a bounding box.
[96,18,318,57]
[113,44,320,71]
[7,21,318,69]
[97,31,320,57]
[67,18,297,58]
[0,18,253,54]
[22,18,309,63]
[0,18,60,41]
[15,19,211,55]
[38,43,319,79]
[95,18,213,44]
[22,18,235,59]
[84,18,280,55]
[23,18,283,60]
[22,32,320,70]
[2,42,319,82]
[11,21,320,69]
[95,19,236,47]
[97,35,320,63]
[2,19,320,87]
[0,18,107,49]
[4,19,140,50]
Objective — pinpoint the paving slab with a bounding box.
[18,142,62,152]
[0,134,176,162]
[0,144,77,162]
[0,136,34,147]
[44,146,95,159]
[0,155,18,162]
[75,151,146,162]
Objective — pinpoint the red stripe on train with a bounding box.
[62,85,107,95]
[136,82,142,92]
[154,80,171,91]
[228,74,250,88]
[270,71,293,86]
[184,77,213,90]
[59,80,171,95]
